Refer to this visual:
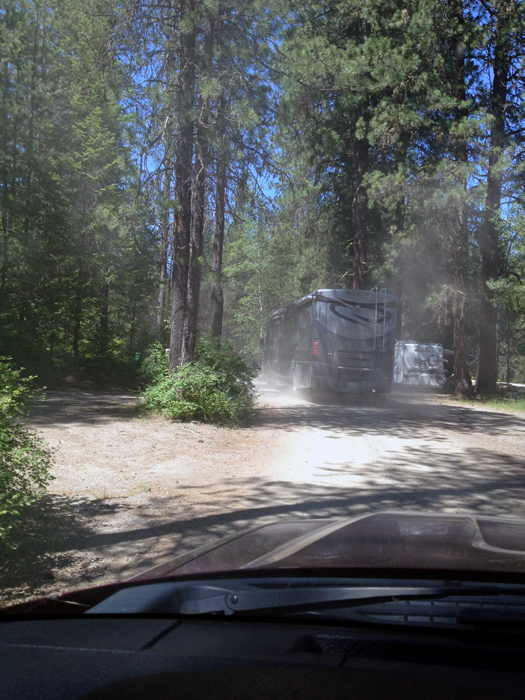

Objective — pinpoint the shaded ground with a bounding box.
[1,385,525,606]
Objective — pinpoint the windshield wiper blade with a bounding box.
[86,580,524,616]
[217,585,506,616]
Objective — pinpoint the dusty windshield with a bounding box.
[1,0,525,607]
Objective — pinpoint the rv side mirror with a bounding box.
[259,338,265,351]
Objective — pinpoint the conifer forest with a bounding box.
[2,0,525,397]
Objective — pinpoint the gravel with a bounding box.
[2,385,524,606]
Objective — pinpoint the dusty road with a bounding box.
[2,383,525,604]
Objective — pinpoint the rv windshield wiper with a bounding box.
[86,580,525,616]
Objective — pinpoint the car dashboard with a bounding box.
[2,613,525,699]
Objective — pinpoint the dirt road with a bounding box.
[2,384,525,605]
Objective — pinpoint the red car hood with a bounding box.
[4,511,525,615]
[130,511,525,581]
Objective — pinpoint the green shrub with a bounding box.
[143,338,258,426]
[138,342,169,384]
[0,358,53,546]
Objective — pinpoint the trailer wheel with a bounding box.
[435,373,447,387]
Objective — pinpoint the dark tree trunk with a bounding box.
[157,166,170,342]
[1,77,8,296]
[129,299,137,354]
[1,69,18,297]
[181,118,209,363]
[169,0,196,372]
[210,30,227,340]
[393,198,405,339]
[506,329,511,386]
[452,238,473,397]
[351,19,369,291]
[452,190,473,397]
[211,148,226,338]
[451,7,473,398]
[99,279,109,355]
[477,11,509,395]
[72,264,84,363]
[181,16,213,364]
[1,211,8,295]
[352,126,368,290]
[169,200,190,370]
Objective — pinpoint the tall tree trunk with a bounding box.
[1,66,19,298]
[181,117,209,363]
[343,17,369,291]
[211,147,226,338]
[72,264,84,363]
[452,214,473,397]
[157,166,170,341]
[181,15,214,364]
[392,197,405,339]
[477,9,510,395]
[209,25,227,340]
[1,212,8,295]
[99,278,109,354]
[506,327,511,385]
[352,117,368,290]
[0,66,8,296]
[25,20,37,244]
[129,298,137,354]
[351,18,370,291]
[169,0,196,372]
[451,8,473,398]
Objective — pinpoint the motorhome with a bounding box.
[262,288,397,394]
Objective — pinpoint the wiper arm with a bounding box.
[212,585,504,616]
[86,580,522,616]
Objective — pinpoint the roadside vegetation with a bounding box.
[141,339,258,426]
[463,395,525,413]
[0,359,53,547]
[443,386,525,413]
[480,398,525,413]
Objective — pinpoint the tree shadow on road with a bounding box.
[3,436,524,607]
[251,393,525,438]
[0,495,134,605]
[28,391,143,427]
[4,388,525,607]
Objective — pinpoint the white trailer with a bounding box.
[393,341,445,387]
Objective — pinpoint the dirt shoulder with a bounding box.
[2,386,525,606]
[1,390,290,605]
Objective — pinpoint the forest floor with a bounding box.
[2,383,525,606]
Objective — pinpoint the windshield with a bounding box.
[2,0,525,612]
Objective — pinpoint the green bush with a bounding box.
[143,338,258,426]
[0,358,53,546]
[138,342,169,384]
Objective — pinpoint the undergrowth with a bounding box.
[446,387,525,412]
[474,397,525,412]
[0,358,54,547]
[142,338,258,426]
